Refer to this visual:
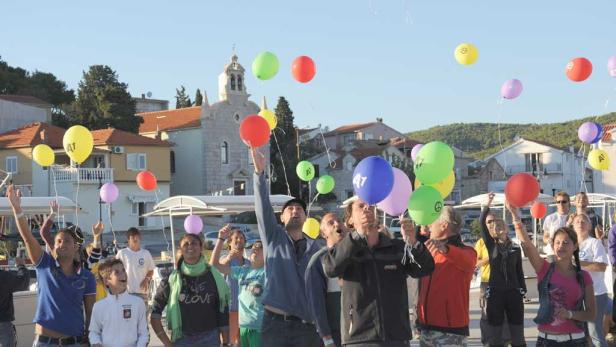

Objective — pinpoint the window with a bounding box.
[346,190,354,199]
[346,161,353,171]
[230,74,236,90]
[234,180,246,195]
[237,76,243,91]
[365,133,374,140]
[170,151,176,174]
[5,156,17,173]
[131,203,139,215]
[221,142,229,164]
[92,155,106,168]
[314,164,320,177]
[524,153,543,174]
[127,153,147,171]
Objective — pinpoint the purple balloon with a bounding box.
[99,182,119,203]
[377,168,413,216]
[501,79,523,99]
[411,144,424,161]
[590,123,604,144]
[184,215,203,235]
[608,56,616,77]
[578,122,600,144]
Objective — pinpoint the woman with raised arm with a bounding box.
[506,201,595,347]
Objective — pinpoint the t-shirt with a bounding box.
[226,257,250,312]
[34,252,97,336]
[542,212,569,255]
[474,238,490,283]
[578,237,608,295]
[536,260,592,334]
[116,248,155,294]
[231,266,266,330]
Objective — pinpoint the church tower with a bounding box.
[218,54,249,104]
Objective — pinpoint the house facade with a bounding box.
[0,95,52,134]
[323,119,405,150]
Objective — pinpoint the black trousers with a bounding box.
[486,287,526,347]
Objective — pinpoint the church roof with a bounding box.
[323,122,376,136]
[138,106,202,133]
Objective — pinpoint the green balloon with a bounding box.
[407,185,444,225]
[296,161,315,181]
[413,141,455,185]
[316,175,335,194]
[252,51,279,80]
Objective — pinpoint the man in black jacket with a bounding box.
[0,257,30,346]
[322,198,435,346]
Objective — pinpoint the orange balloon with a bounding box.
[566,57,593,82]
[291,56,316,83]
[136,171,157,191]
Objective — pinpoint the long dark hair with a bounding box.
[552,226,581,272]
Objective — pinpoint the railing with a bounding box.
[51,167,114,184]
[505,163,562,175]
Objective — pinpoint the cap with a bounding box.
[282,198,307,213]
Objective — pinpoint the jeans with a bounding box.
[0,322,15,347]
[173,329,219,347]
[536,336,587,347]
[588,293,610,347]
[32,342,80,347]
[261,311,320,347]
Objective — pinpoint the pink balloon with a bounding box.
[501,79,523,99]
[100,183,119,203]
[411,144,423,161]
[184,215,203,235]
[608,56,616,78]
[377,168,413,216]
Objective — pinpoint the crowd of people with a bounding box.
[1,148,616,346]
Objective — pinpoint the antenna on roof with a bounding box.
[146,91,152,98]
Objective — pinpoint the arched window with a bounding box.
[170,151,176,174]
[230,75,236,90]
[221,142,229,164]
[237,76,243,91]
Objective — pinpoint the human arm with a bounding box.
[139,251,155,292]
[581,240,608,272]
[305,251,334,341]
[555,278,596,322]
[84,294,95,341]
[88,303,103,347]
[150,278,173,347]
[516,250,527,294]
[136,300,149,347]
[7,185,43,265]
[1,260,30,292]
[209,224,232,275]
[39,200,58,252]
[251,147,279,247]
[479,193,496,252]
[543,217,552,245]
[507,202,544,274]
[215,294,229,345]
[428,240,476,273]
[322,232,366,278]
[608,224,616,265]
[400,217,434,277]
[87,221,104,267]
[580,261,607,272]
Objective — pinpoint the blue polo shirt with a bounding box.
[34,252,96,336]
[231,266,266,330]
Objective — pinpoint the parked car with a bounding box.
[389,218,402,239]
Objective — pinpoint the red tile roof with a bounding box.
[138,107,202,133]
[323,122,375,136]
[0,122,168,149]
[0,95,52,107]
[602,124,616,142]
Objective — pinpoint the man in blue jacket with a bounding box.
[251,148,322,347]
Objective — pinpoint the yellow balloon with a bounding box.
[415,171,456,198]
[32,144,55,167]
[302,218,320,239]
[588,149,610,170]
[63,125,94,164]
[454,43,479,65]
[258,109,277,130]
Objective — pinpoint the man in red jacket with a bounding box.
[416,206,477,346]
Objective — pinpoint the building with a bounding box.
[323,119,405,150]
[138,54,268,197]
[0,122,171,232]
[591,124,616,194]
[133,94,169,113]
[0,95,52,133]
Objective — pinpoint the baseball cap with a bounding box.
[282,198,307,213]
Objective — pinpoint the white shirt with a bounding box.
[89,291,149,347]
[116,248,155,294]
[542,212,569,255]
[579,237,609,295]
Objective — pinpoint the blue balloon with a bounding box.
[590,123,603,144]
[352,156,394,204]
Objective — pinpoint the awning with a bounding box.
[0,196,78,216]
[127,195,158,203]
[457,193,555,209]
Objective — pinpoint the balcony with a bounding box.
[505,163,562,175]
[51,166,114,184]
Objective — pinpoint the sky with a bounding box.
[2,1,616,133]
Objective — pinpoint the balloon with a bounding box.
[416,171,456,199]
[505,173,540,207]
[184,215,203,235]
[258,109,277,130]
[377,168,413,216]
[578,122,600,144]
[407,186,444,225]
[352,156,394,205]
[590,123,604,144]
[239,115,270,148]
[296,161,315,181]
[291,56,316,83]
[608,56,616,78]
[136,171,157,191]
[414,141,455,185]
[454,43,479,65]
[316,175,335,194]
[566,57,593,82]
[588,149,610,170]
[501,79,523,99]
[530,202,547,219]
[411,144,423,161]
[99,182,119,203]
[33,144,55,167]
[252,51,279,80]
[302,218,320,239]
[63,125,93,164]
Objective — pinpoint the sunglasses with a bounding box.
[556,200,569,204]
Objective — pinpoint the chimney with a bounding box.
[141,94,145,99]
[40,129,46,143]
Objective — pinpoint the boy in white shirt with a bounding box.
[116,228,155,301]
[89,259,149,347]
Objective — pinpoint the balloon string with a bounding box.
[75,164,80,229]
[496,98,508,172]
[272,131,292,196]
[154,189,170,252]
[403,0,413,24]
[308,192,319,217]
[319,127,335,169]
[107,203,116,243]
[307,181,313,217]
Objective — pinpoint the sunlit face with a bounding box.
[229,230,246,251]
[573,214,591,237]
[321,213,347,244]
[281,204,306,229]
[350,199,376,231]
[250,242,264,267]
[485,214,497,237]
[575,194,589,211]
[493,219,507,241]
[180,237,202,264]
[54,232,78,261]
[552,231,576,261]
[555,196,570,215]
[104,263,128,293]
[128,234,141,250]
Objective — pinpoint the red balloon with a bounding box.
[530,201,547,219]
[136,171,157,191]
[239,115,270,148]
[505,173,540,208]
[566,57,593,82]
[291,56,316,83]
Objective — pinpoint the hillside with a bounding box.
[406,112,616,159]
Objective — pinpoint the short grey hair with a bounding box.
[437,206,462,234]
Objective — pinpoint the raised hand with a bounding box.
[487,192,495,207]
[400,217,416,245]
[250,147,265,174]
[49,200,59,216]
[92,221,104,238]
[7,185,22,213]
[218,224,231,240]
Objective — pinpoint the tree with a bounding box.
[194,89,203,106]
[175,86,192,108]
[391,155,415,187]
[71,65,140,132]
[270,97,301,197]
